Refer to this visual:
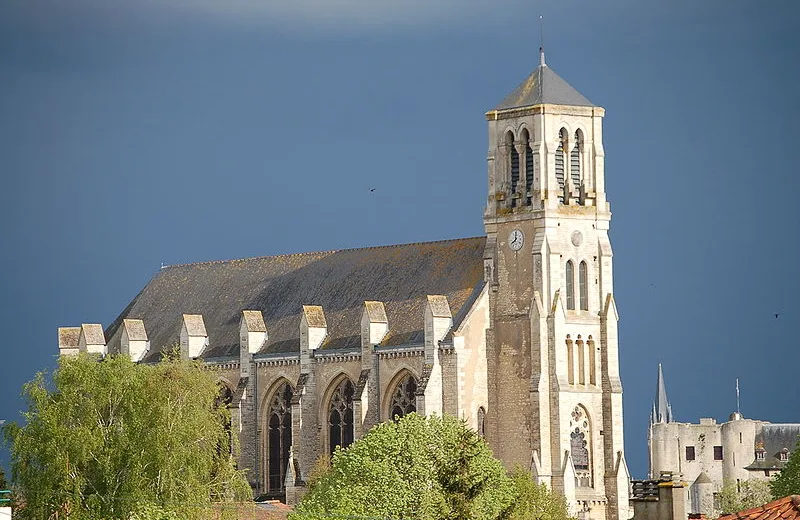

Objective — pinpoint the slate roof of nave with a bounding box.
[104,237,487,362]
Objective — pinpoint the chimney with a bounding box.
[361,301,388,367]
[180,314,208,359]
[78,324,106,357]
[240,310,267,378]
[121,319,149,362]
[300,305,327,371]
[58,327,81,356]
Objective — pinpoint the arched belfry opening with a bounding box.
[265,381,293,493]
[507,131,520,206]
[570,129,584,203]
[555,128,568,203]
[327,377,355,456]
[522,128,534,205]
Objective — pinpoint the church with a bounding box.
[58,48,631,520]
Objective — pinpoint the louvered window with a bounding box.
[510,145,520,206]
[525,144,534,202]
[555,129,567,203]
[579,261,588,311]
[570,144,581,194]
[566,261,575,310]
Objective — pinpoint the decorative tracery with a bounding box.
[389,373,417,420]
[328,378,355,456]
[570,405,592,488]
[266,382,293,492]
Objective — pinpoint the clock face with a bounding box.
[508,229,524,251]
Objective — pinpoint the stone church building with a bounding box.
[58,49,631,520]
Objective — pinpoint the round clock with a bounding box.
[508,229,524,251]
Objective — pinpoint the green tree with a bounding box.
[504,468,573,520]
[716,479,773,515]
[0,463,7,490]
[293,413,515,520]
[2,353,251,520]
[771,436,800,498]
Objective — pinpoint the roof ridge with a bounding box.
[161,236,486,270]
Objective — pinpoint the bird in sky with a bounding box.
[370,188,376,192]
[774,313,781,319]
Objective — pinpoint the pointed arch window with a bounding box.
[389,373,417,420]
[555,128,568,203]
[266,382,293,492]
[216,384,234,457]
[565,260,575,310]
[579,261,589,311]
[477,407,486,437]
[328,378,355,456]
[570,405,592,488]
[570,130,583,202]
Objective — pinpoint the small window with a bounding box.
[686,446,696,461]
[764,470,770,477]
[756,449,765,461]
[477,407,486,438]
[780,449,789,462]
[714,446,724,460]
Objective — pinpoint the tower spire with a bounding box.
[538,15,546,66]
[651,363,673,424]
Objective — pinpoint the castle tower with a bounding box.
[483,48,630,520]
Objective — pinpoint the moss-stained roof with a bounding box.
[105,237,486,361]
[58,327,81,348]
[123,319,148,341]
[81,324,106,346]
[493,63,594,111]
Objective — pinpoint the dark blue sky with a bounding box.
[1,0,799,479]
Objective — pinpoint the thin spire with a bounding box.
[538,15,546,66]
[651,363,673,424]
[736,378,740,414]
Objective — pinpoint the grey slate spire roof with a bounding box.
[493,49,595,111]
[651,363,674,424]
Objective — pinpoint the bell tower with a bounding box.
[483,49,630,520]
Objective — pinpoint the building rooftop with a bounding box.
[104,237,486,361]
[493,50,595,111]
[717,495,800,520]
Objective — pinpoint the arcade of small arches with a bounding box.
[565,334,597,387]
[500,126,587,207]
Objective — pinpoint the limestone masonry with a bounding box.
[59,49,630,520]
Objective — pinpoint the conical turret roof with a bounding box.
[493,50,594,110]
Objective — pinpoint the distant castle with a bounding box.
[58,48,631,520]
[648,364,800,516]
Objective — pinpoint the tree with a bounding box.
[2,353,251,520]
[0,463,7,490]
[716,479,773,515]
[293,413,516,520]
[771,436,800,498]
[504,468,573,520]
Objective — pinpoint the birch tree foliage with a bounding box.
[2,353,251,520]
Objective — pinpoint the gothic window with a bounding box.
[565,261,576,310]
[216,383,234,457]
[267,382,293,492]
[555,128,567,203]
[328,378,355,456]
[579,261,588,311]
[570,405,592,488]
[566,335,574,385]
[477,407,486,437]
[570,130,583,201]
[389,373,417,420]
